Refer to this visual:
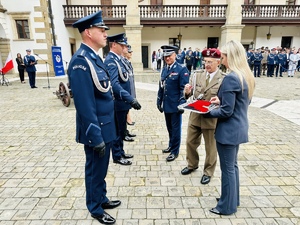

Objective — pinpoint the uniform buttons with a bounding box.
[89,140,91,143]
[100,123,103,125]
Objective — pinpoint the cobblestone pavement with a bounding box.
[0,72,299,225]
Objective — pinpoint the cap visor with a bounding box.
[95,25,110,30]
[163,52,174,56]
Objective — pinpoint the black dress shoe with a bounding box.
[91,212,116,224]
[200,175,211,184]
[113,157,132,165]
[166,153,178,162]
[209,207,223,215]
[124,136,134,142]
[127,132,136,137]
[162,147,171,153]
[216,197,220,202]
[127,121,135,126]
[125,130,136,137]
[122,153,133,159]
[102,200,121,209]
[181,166,198,175]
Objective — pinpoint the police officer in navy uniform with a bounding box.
[157,45,190,162]
[251,49,263,77]
[275,50,287,77]
[68,11,120,225]
[104,33,141,166]
[123,45,137,141]
[267,48,277,77]
[24,49,37,88]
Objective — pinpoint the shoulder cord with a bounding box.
[114,59,128,82]
[84,56,111,93]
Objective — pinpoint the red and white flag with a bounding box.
[1,52,14,74]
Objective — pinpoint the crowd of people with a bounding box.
[247,46,300,78]
[152,45,300,78]
[152,46,205,74]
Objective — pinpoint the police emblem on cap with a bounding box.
[161,45,178,56]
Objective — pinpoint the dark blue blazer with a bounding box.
[68,43,116,146]
[157,62,189,113]
[208,72,250,145]
[104,52,133,111]
[251,53,263,65]
[267,53,277,64]
[276,53,287,65]
[24,55,37,72]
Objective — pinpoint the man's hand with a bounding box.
[210,96,220,105]
[178,108,184,114]
[130,99,141,110]
[93,142,106,158]
[157,104,163,113]
[184,84,192,95]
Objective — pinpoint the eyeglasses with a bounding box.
[204,60,217,65]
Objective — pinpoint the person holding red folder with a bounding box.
[207,40,255,215]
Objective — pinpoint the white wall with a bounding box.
[255,26,300,49]
[2,0,42,73]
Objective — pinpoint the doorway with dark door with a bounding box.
[207,37,219,48]
[142,46,149,68]
[281,36,292,49]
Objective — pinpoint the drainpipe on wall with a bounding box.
[48,0,56,46]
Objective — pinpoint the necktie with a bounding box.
[206,74,210,86]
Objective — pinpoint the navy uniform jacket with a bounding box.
[68,43,116,147]
[267,53,277,65]
[208,72,250,145]
[123,57,136,99]
[276,53,287,66]
[176,53,185,64]
[157,62,190,113]
[104,52,133,111]
[24,55,37,72]
[251,52,263,65]
[246,51,253,65]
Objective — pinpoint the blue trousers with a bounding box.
[215,142,240,215]
[27,71,36,87]
[275,63,284,77]
[84,143,111,216]
[253,64,261,77]
[164,112,182,155]
[112,110,128,161]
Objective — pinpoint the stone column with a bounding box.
[220,0,244,47]
[124,0,143,72]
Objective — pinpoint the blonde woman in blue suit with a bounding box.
[207,40,255,215]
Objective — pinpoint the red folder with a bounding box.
[178,100,217,114]
[184,100,211,113]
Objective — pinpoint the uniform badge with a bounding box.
[72,64,86,71]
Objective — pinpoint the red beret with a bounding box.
[202,48,221,59]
